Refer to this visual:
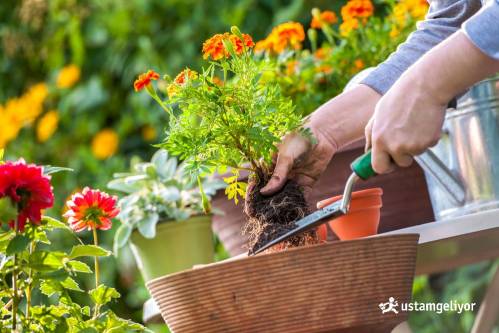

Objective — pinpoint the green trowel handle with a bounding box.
[351,150,377,180]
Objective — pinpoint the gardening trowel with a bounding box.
[252,150,375,255]
[252,147,466,255]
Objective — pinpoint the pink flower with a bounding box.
[0,160,54,231]
[64,187,119,232]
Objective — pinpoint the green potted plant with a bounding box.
[134,27,320,254]
[108,149,224,281]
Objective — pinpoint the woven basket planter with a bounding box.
[147,234,419,333]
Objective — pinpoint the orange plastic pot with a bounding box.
[317,188,383,241]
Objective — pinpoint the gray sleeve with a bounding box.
[463,0,499,59]
[361,0,481,95]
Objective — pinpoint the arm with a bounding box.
[369,30,499,174]
[361,0,481,95]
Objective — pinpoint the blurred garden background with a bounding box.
[1,0,496,332]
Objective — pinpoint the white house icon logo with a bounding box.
[379,297,399,314]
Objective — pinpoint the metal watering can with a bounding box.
[424,75,499,219]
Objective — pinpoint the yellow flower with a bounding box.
[56,64,81,89]
[0,105,21,148]
[142,125,157,141]
[91,129,119,160]
[340,18,359,37]
[36,110,59,142]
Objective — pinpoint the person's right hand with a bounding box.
[260,84,382,197]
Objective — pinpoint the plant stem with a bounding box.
[92,227,99,289]
[25,242,35,320]
[11,220,18,332]
[92,227,100,318]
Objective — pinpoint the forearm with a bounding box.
[412,31,499,105]
[362,0,481,95]
[307,84,381,149]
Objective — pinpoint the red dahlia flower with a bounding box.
[0,159,54,231]
[64,187,119,232]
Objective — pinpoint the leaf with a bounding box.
[6,234,30,255]
[29,251,65,271]
[89,285,120,306]
[137,213,159,239]
[61,277,83,292]
[69,245,110,259]
[43,166,74,175]
[42,216,71,230]
[40,280,64,297]
[113,224,132,254]
[67,260,92,273]
[0,197,17,223]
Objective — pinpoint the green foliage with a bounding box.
[150,30,302,204]
[0,217,149,332]
[109,149,225,251]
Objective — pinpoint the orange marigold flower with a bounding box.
[286,60,299,76]
[314,47,332,60]
[202,32,254,60]
[316,64,333,75]
[255,22,305,54]
[212,76,224,87]
[354,59,365,70]
[272,22,305,53]
[203,33,230,60]
[174,68,198,85]
[340,18,360,37]
[311,10,338,29]
[134,70,160,92]
[341,0,374,21]
[64,187,119,232]
[230,33,255,54]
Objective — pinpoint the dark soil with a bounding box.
[244,174,318,254]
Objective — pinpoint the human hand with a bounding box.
[365,76,447,174]
[260,84,381,197]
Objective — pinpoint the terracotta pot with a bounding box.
[317,188,382,241]
[147,234,419,333]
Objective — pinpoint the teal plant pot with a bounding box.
[130,215,214,282]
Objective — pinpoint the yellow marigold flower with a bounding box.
[56,65,81,89]
[142,125,157,141]
[340,18,360,37]
[255,22,305,54]
[311,10,338,29]
[36,110,59,142]
[166,84,179,98]
[405,0,429,20]
[390,26,401,38]
[341,0,374,21]
[91,129,119,160]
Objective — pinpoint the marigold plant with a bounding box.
[136,27,307,204]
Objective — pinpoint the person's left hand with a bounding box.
[365,72,448,174]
